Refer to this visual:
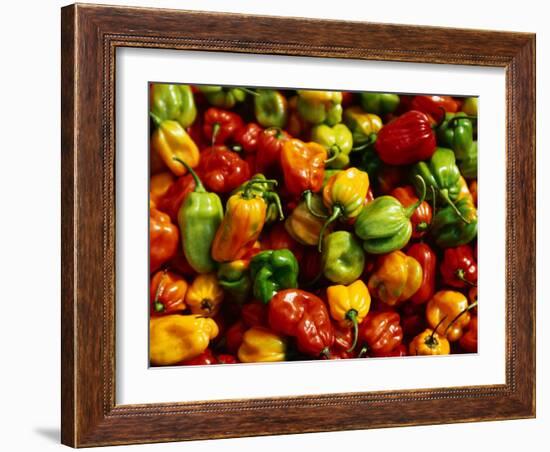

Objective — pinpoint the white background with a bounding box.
[0,0,545,451]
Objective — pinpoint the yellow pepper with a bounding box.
[185,273,224,317]
[238,327,287,363]
[343,106,383,145]
[151,119,200,176]
[426,290,471,342]
[409,328,450,356]
[457,176,474,203]
[327,280,371,351]
[149,314,219,365]
[367,250,423,306]
[285,193,330,246]
[150,172,175,207]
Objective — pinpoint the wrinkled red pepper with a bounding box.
[372,343,407,358]
[440,244,478,288]
[262,222,305,262]
[391,185,432,238]
[410,95,459,124]
[280,139,327,197]
[268,289,334,356]
[400,303,426,338]
[359,311,403,356]
[156,173,196,222]
[225,321,246,354]
[374,110,436,165]
[299,247,323,285]
[233,122,263,153]
[181,349,217,366]
[459,316,478,353]
[241,302,268,328]
[407,242,437,304]
[255,127,290,174]
[196,145,251,193]
[329,322,355,359]
[203,107,244,145]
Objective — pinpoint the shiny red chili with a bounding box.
[203,108,244,145]
[196,145,251,193]
[407,242,437,305]
[440,244,478,288]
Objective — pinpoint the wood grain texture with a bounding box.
[61,3,536,447]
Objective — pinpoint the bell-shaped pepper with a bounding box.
[280,139,327,197]
[180,348,218,366]
[321,231,365,285]
[367,250,423,306]
[327,280,371,351]
[374,110,436,165]
[198,86,247,109]
[343,106,383,145]
[391,185,432,238]
[212,180,271,262]
[254,89,288,128]
[203,107,244,145]
[255,128,290,174]
[430,196,478,248]
[262,222,305,262]
[249,249,299,304]
[436,112,474,160]
[150,119,200,176]
[329,322,355,359]
[197,145,251,194]
[407,242,437,305]
[458,141,477,180]
[285,193,330,246]
[311,123,353,169]
[150,83,197,128]
[409,328,450,356]
[176,161,223,274]
[225,320,246,354]
[359,311,403,356]
[426,290,471,342]
[150,269,188,315]
[149,314,219,365]
[359,93,400,115]
[459,316,478,352]
[461,97,478,116]
[233,122,263,154]
[441,244,477,288]
[238,326,287,363]
[217,259,251,304]
[185,273,224,317]
[150,207,179,273]
[150,172,175,208]
[232,173,284,223]
[354,176,426,254]
[156,173,196,223]
[410,95,459,124]
[268,289,334,357]
[296,90,343,125]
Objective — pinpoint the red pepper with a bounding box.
[262,223,305,262]
[156,173,196,223]
[359,311,403,356]
[197,145,251,193]
[372,343,407,358]
[375,165,408,195]
[256,127,290,174]
[203,108,244,145]
[440,244,478,288]
[374,111,436,165]
[241,302,268,328]
[233,123,263,153]
[217,354,238,364]
[268,289,334,357]
[400,303,426,338]
[299,247,323,285]
[329,322,355,359]
[410,95,459,124]
[186,116,207,150]
[225,320,246,354]
[391,185,432,238]
[181,349,217,366]
[459,316,478,353]
[407,242,437,304]
[280,139,327,197]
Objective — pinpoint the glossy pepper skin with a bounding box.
[368,250,423,306]
[217,259,251,304]
[407,243,437,305]
[255,128,290,174]
[458,141,478,180]
[233,122,263,154]
[437,112,474,160]
[327,280,371,351]
[430,196,478,248]
[426,290,471,342]
[150,172,175,208]
[150,270,187,315]
[150,207,179,273]
[238,327,287,363]
[296,90,343,126]
[232,173,284,224]
[185,273,224,317]
[322,231,365,285]
[391,185,432,238]
[354,176,426,254]
[359,93,400,115]
[254,89,288,128]
[359,311,403,355]
[149,314,219,365]
[203,108,244,145]
[150,83,197,128]
[409,328,450,356]
[249,249,299,304]
[459,316,478,352]
[374,110,436,165]
[410,95,459,124]
[197,146,251,194]
[156,173,196,223]
[343,106,383,145]
[198,86,247,109]
[280,139,327,197]
[151,119,200,176]
[268,289,334,357]
[263,222,305,262]
[285,194,330,246]
[311,123,353,169]
[441,244,477,288]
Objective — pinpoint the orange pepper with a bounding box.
[409,328,450,355]
[150,207,179,273]
[280,139,327,197]
[150,172,175,208]
[150,269,187,315]
[426,290,471,342]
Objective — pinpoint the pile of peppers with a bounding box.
[149,84,479,366]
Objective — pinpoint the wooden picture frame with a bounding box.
[61,3,536,447]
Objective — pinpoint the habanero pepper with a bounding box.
[296,90,343,125]
[407,242,437,305]
[255,127,290,174]
[150,207,179,273]
[238,326,287,363]
[440,244,478,288]
[280,139,327,198]
[249,249,299,304]
[217,259,252,304]
[409,328,450,356]
[359,92,400,116]
[150,172,175,208]
[343,106,383,146]
[198,86,247,109]
[254,89,288,128]
[197,146,251,194]
[311,123,353,169]
[150,83,197,128]
[225,320,247,354]
[430,196,478,248]
[285,193,330,247]
[262,222,305,262]
[391,185,432,239]
[156,173,196,223]
[233,122,263,154]
[203,107,244,145]
[459,316,478,353]
[232,174,284,224]
[321,231,365,285]
[217,354,238,364]
[358,311,403,356]
[185,273,224,317]
[410,95,459,124]
[426,290,471,342]
[150,269,187,315]
[180,348,217,366]
[436,112,474,159]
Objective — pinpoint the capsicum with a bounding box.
[233,122,263,154]
[459,316,478,352]
[150,269,188,315]
[150,207,179,273]
[440,244,477,288]
[426,290,471,342]
[430,196,478,248]
[249,249,299,304]
[254,89,288,128]
[150,172,175,208]
[407,242,437,305]
[196,145,251,194]
[409,328,450,356]
[232,173,284,223]
[436,112,474,159]
[217,259,252,304]
[321,231,365,285]
[296,90,343,125]
[185,273,224,317]
[156,173,196,222]
[410,95,459,124]
[359,93,400,115]
[280,139,327,197]
[391,185,432,238]
[343,106,383,145]
[203,107,244,145]
[198,86,247,109]
[285,194,330,246]
[150,83,197,128]
[238,326,287,363]
[311,123,353,169]
[255,127,290,174]
[358,311,403,356]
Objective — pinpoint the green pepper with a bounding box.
[217,260,251,304]
[321,231,365,285]
[198,85,247,109]
[359,92,400,115]
[296,90,343,126]
[458,141,477,179]
[436,112,474,160]
[461,97,478,116]
[150,84,197,128]
[231,173,284,224]
[354,176,426,254]
[431,197,478,247]
[355,147,382,182]
[176,160,223,274]
[311,124,353,169]
[249,249,299,304]
[254,89,288,128]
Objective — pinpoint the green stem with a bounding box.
[404,175,426,218]
[240,87,260,97]
[428,315,448,344]
[346,310,359,352]
[149,111,163,128]
[431,185,437,215]
[317,206,342,252]
[357,345,368,358]
[456,268,477,287]
[152,269,168,313]
[444,301,478,336]
[242,178,278,198]
[211,122,220,147]
[320,347,331,359]
[267,192,285,221]
[324,145,341,164]
[173,157,205,192]
[440,189,470,224]
[304,190,328,219]
[351,134,377,151]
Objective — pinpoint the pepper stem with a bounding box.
[324,145,341,164]
[239,87,260,97]
[211,122,220,146]
[351,134,377,151]
[357,345,368,358]
[346,309,359,352]
[444,301,478,335]
[447,115,478,126]
[404,175,426,218]
[304,190,328,219]
[440,189,470,224]
[320,347,331,359]
[317,206,342,252]
[455,268,477,287]
[173,157,205,192]
[428,315,448,345]
[152,269,168,313]
[267,192,285,221]
[242,178,278,198]
[149,111,163,128]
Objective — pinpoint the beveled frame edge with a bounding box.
[61,3,535,447]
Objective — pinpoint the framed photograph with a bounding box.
[61,3,535,447]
